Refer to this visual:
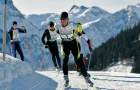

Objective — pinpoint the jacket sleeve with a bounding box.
[81,31,91,48]
[41,30,47,45]
[8,27,13,40]
[17,28,27,33]
[77,23,82,33]
[54,23,60,34]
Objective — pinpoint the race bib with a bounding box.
[49,29,58,41]
[13,29,20,41]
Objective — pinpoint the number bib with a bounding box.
[13,29,20,41]
[59,23,75,41]
[48,29,58,41]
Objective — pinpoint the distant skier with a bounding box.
[8,21,26,61]
[75,23,93,76]
[55,12,93,87]
[41,21,61,71]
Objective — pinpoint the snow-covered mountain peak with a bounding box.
[69,4,79,12]
[80,6,88,9]
[136,3,140,7]
[68,5,111,24]
[125,4,140,19]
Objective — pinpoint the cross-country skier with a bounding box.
[75,23,93,76]
[8,21,26,61]
[41,21,61,71]
[55,12,93,87]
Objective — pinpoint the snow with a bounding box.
[0,53,57,90]
[37,71,140,90]
[104,59,134,73]
[0,53,140,90]
[25,4,140,64]
[0,0,140,82]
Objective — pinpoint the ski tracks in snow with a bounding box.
[37,71,140,90]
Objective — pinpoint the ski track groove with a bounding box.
[28,76,46,90]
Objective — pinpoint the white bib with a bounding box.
[48,29,58,41]
[13,29,20,41]
[58,22,77,41]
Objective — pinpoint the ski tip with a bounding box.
[86,85,93,87]
[94,88,101,90]
[62,85,71,90]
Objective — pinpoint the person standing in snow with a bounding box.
[41,21,61,71]
[8,21,26,61]
[75,23,93,76]
[55,12,93,87]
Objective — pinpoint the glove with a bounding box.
[22,26,25,29]
[45,44,49,48]
[77,32,82,36]
[89,47,92,52]
[10,40,14,43]
[22,26,26,32]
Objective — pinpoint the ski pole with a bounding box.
[25,34,35,69]
[39,49,47,71]
[87,52,92,71]
[57,65,63,77]
[23,26,35,69]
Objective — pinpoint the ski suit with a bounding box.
[8,27,26,61]
[41,28,61,68]
[55,21,87,76]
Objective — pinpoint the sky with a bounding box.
[12,0,140,15]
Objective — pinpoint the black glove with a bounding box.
[22,26,27,33]
[45,45,49,48]
[77,32,82,36]
[89,47,92,52]
[22,26,25,29]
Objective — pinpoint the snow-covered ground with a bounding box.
[104,59,134,73]
[0,53,57,90]
[0,53,140,90]
[38,71,140,90]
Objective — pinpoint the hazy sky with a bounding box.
[12,0,140,15]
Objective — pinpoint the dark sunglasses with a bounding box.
[60,18,67,20]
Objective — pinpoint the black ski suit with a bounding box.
[41,29,61,68]
[55,22,88,76]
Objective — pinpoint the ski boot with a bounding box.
[77,71,82,76]
[55,67,59,72]
[84,74,93,87]
[64,75,69,87]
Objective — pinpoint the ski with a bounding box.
[92,78,103,80]
[94,88,101,90]
[62,85,71,90]
[86,84,101,90]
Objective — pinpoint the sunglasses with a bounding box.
[60,18,67,20]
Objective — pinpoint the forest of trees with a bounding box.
[69,21,140,74]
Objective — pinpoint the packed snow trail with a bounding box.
[0,53,140,90]
[37,71,140,90]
